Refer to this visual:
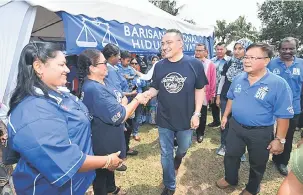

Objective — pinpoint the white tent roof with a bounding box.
[14,0,214,39]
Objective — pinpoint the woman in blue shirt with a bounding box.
[77,49,147,195]
[6,42,123,195]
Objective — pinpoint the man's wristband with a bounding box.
[193,112,201,118]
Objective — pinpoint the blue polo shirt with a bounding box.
[81,79,127,159]
[211,56,231,87]
[105,63,129,92]
[7,88,95,194]
[227,70,294,126]
[267,57,303,114]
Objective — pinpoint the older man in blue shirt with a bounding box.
[216,43,293,195]
[267,37,303,176]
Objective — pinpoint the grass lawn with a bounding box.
[87,115,301,195]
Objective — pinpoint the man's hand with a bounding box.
[131,90,137,96]
[221,116,228,130]
[191,115,200,129]
[267,139,284,155]
[216,95,220,107]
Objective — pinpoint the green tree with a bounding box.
[258,1,303,45]
[149,0,195,25]
[215,16,258,44]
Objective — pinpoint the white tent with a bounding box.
[0,0,214,103]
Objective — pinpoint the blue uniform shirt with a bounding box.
[106,63,129,92]
[81,79,127,158]
[7,88,95,195]
[227,70,294,126]
[211,56,231,87]
[267,57,303,114]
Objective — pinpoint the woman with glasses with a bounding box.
[6,42,122,194]
[77,49,147,195]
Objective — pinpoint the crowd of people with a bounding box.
[0,28,302,195]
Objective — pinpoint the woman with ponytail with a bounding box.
[77,49,148,195]
[6,42,123,194]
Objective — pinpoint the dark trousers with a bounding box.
[298,95,303,128]
[273,114,300,166]
[196,105,208,136]
[224,117,273,195]
[93,168,116,195]
[210,102,220,124]
[125,119,133,152]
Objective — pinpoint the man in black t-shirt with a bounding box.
[144,29,208,195]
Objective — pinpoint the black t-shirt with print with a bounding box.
[151,55,208,131]
[221,60,232,100]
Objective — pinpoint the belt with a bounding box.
[239,123,270,130]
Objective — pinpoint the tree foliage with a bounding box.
[258,1,303,45]
[215,16,258,44]
[149,0,196,25]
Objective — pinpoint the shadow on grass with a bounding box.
[179,146,286,195]
[130,138,160,160]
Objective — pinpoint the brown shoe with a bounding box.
[216,178,233,189]
[239,189,253,195]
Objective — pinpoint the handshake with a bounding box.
[134,91,152,105]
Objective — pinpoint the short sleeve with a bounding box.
[150,62,160,90]
[11,112,85,187]
[273,79,294,119]
[193,60,208,89]
[226,80,235,100]
[92,85,126,125]
[221,61,230,76]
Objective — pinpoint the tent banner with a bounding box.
[59,12,214,55]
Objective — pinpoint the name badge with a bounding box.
[293,68,300,75]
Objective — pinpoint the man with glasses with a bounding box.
[267,37,303,176]
[216,43,293,195]
[143,29,208,195]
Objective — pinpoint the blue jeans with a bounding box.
[158,127,193,190]
[220,97,228,146]
[132,105,143,136]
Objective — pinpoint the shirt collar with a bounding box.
[107,63,119,71]
[277,56,299,66]
[213,55,230,62]
[243,69,270,85]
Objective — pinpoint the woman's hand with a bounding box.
[107,151,123,171]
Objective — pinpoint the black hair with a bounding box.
[130,57,139,65]
[196,43,207,51]
[278,37,299,50]
[151,56,159,61]
[8,42,62,115]
[216,42,226,47]
[102,43,120,60]
[246,43,274,59]
[76,49,101,97]
[120,50,131,59]
[165,29,183,41]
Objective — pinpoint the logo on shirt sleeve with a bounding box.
[255,86,269,100]
[161,72,187,93]
[272,68,280,75]
[234,84,242,93]
[114,90,123,103]
[287,106,294,114]
[111,112,121,123]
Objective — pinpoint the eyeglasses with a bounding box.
[131,63,138,65]
[95,61,107,66]
[243,56,269,61]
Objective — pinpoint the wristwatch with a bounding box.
[193,112,201,118]
[275,137,286,144]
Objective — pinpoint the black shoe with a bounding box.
[197,136,204,143]
[126,149,139,156]
[161,187,175,195]
[275,163,288,176]
[208,122,220,127]
[116,164,127,171]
